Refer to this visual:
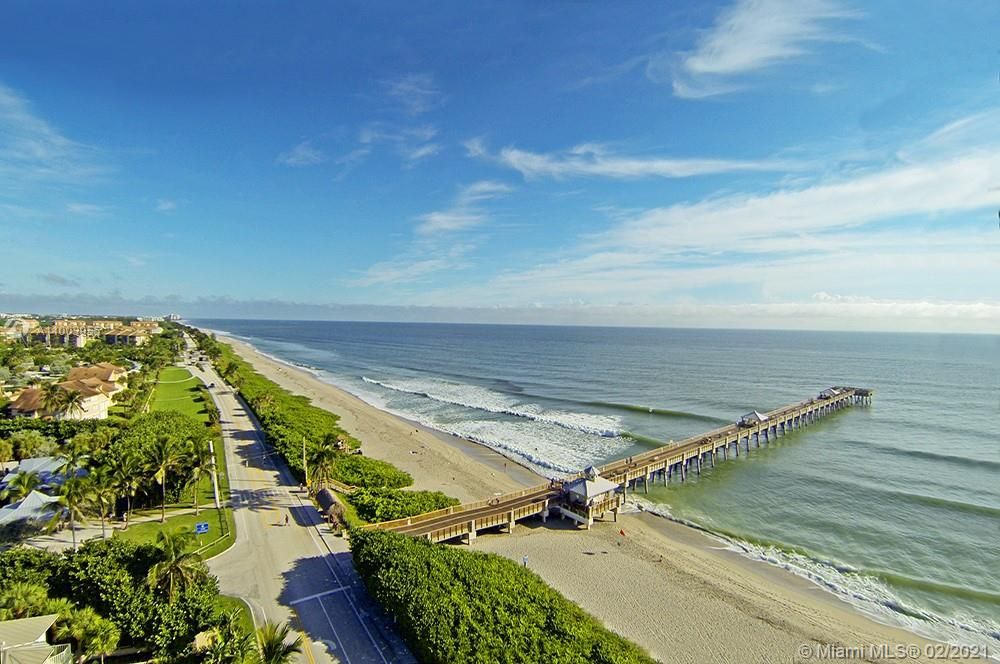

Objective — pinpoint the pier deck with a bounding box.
[370,386,872,543]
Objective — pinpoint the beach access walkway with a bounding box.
[371,386,873,544]
[184,335,414,664]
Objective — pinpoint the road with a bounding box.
[181,334,414,664]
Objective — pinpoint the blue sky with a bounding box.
[1,1,999,331]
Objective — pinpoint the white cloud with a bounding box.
[416,180,512,235]
[359,122,440,164]
[0,81,103,187]
[434,111,1000,318]
[466,138,796,180]
[669,0,863,98]
[65,202,107,216]
[383,73,443,115]
[155,199,177,212]
[276,140,327,167]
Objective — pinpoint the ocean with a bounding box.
[194,319,999,651]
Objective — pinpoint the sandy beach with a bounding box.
[218,332,982,664]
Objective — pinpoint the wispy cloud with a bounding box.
[416,180,512,235]
[359,123,440,165]
[0,81,104,187]
[444,111,1000,308]
[39,272,79,288]
[383,73,443,115]
[276,140,327,167]
[155,198,177,212]
[354,181,512,286]
[65,202,108,216]
[465,137,795,180]
[668,0,863,98]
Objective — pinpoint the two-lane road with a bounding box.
[181,335,413,664]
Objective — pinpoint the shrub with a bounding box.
[330,455,412,489]
[347,488,458,522]
[350,529,655,664]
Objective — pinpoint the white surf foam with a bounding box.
[362,375,621,437]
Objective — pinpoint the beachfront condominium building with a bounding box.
[103,326,150,346]
[2,318,39,341]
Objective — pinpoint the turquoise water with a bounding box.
[195,320,999,650]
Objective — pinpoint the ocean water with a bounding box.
[194,319,999,651]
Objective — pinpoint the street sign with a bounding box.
[195,521,210,535]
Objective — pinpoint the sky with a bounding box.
[1,1,999,332]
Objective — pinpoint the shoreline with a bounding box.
[207,328,985,663]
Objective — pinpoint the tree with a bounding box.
[204,608,254,664]
[146,530,206,600]
[9,429,55,460]
[185,438,214,516]
[40,382,65,417]
[88,470,117,540]
[256,622,303,664]
[56,439,90,477]
[61,389,86,419]
[146,434,181,523]
[108,452,141,529]
[0,581,48,619]
[0,470,41,502]
[45,477,92,551]
[308,441,339,489]
[0,437,12,466]
[54,606,121,664]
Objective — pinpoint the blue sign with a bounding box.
[195,522,210,535]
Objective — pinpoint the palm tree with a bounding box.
[109,452,141,529]
[61,389,86,419]
[88,470,117,539]
[0,470,41,502]
[204,609,254,664]
[54,606,120,664]
[40,382,65,417]
[56,440,90,477]
[256,622,303,664]
[0,582,48,619]
[45,477,91,551]
[146,435,180,523]
[146,530,206,600]
[308,441,340,489]
[185,438,214,516]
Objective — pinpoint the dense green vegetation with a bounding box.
[186,326,455,523]
[0,535,219,660]
[347,487,459,522]
[350,529,656,664]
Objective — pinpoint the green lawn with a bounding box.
[150,366,210,423]
[149,365,231,514]
[115,506,236,559]
[215,594,256,638]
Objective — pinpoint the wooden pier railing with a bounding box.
[367,386,872,543]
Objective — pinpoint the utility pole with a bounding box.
[303,436,308,488]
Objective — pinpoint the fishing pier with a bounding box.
[371,386,873,544]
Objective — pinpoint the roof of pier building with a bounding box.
[564,467,618,503]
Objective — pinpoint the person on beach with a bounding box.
[284,513,290,527]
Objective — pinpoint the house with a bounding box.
[65,362,127,387]
[0,457,73,492]
[0,490,60,527]
[103,327,150,346]
[0,614,73,664]
[738,410,769,427]
[8,383,112,420]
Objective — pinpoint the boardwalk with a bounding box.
[373,386,872,543]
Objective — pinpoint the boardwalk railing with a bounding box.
[369,386,872,542]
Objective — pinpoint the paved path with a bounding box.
[184,336,414,664]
